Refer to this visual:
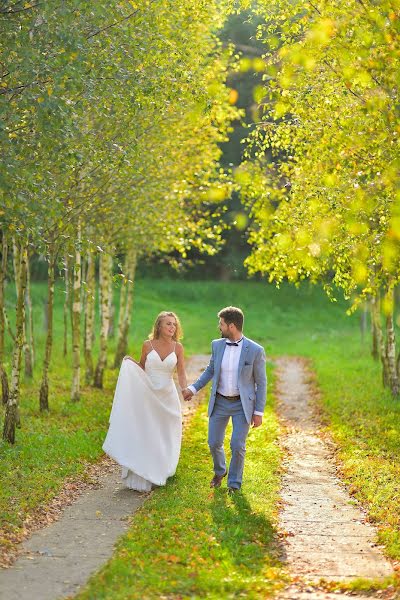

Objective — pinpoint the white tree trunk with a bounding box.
[114,249,137,367]
[3,242,27,443]
[370,296,379,361]
[63,253,71,357]
[0,232,9,404]
[71,234,82,402]
[39,244,56,411]
[371,293,388,385]
[384,288,399,396]
[3,306,15,342]
[24,256,34,377]
[84,252,95,384]
[93,252,113,388]
[12,239,33,378]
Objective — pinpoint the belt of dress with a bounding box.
[217,393,240,401]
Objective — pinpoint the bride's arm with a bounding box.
[139,341,151,369]
[176,343,188,390]
[123,355,141,367]
[124,341,149,370]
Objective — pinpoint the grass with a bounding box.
[75,393,286,600]
[1,277,400,592]
[310,348,400,559]
[0,380,111,533]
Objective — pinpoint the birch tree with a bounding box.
[93,251,113,389]
[241,0,400,395]
[84,250,96,384]
[1,0,240,441]
[114,248,137,367]
[71,228,82,402]
[3,241,27,443]
[0,233,9,404]
[39,242,56,411]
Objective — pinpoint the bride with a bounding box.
[102,311,187,492]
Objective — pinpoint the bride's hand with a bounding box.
[123,356,135,363]
[124,356,144,370]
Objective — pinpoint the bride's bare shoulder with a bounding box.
[142,340,152,352]
[175,341,184,354]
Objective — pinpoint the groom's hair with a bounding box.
[218,306,244,331]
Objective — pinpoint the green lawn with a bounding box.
[1,277,399,590]
[76,393,285,600]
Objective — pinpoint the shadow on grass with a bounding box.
[210,487,284,573]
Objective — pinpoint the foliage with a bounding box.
[240,0,400,306]
[1,0,239,257]
[0,0,241,438]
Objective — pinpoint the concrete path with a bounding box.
[0,355,210,600]
[2,354,394,600]
[276,357,393,593]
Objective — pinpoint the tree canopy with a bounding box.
[240,0,399,305]
[0,0,240,442]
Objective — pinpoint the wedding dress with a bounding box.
[102,346,182,492]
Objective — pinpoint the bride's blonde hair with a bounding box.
[149,311,183,341]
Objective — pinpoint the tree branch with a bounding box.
[0,2,42,15]
[86,7,141,40]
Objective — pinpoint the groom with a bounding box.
[182,306,267,492]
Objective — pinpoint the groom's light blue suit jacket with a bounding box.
[191,336,267,424]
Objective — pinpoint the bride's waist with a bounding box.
[146,373,175,386]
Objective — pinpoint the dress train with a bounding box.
[102,351,182,491]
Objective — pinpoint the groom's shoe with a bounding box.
[210,471,227,488]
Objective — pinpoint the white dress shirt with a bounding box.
[217,339,242,396]
[188,338,263,416]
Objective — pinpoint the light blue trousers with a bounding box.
[208,395,250,489]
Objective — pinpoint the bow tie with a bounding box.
[226,338,243,346]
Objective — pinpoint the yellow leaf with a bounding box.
[353,263,367,284]
[228,89,239,105]
[234,212,248,230]
[239,57,252,72]
[252,58,266,72]
[275,101,289,118]
[382,294,394,316]
[207,187,226,201]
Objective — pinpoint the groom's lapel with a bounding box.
[215,340,225,376]
[238,336,250,374]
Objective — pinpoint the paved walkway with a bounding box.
[276,357,394,597]
[0,355,395,600]
[0,355,210,600]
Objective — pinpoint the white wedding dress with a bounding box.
[102,347,182,492]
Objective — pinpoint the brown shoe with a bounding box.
[210,471,227,488]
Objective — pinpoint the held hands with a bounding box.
[182,387,194,402]
[251,414,263,428]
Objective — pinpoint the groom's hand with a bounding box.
[182,388,194,401]
[251,414,263,428]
